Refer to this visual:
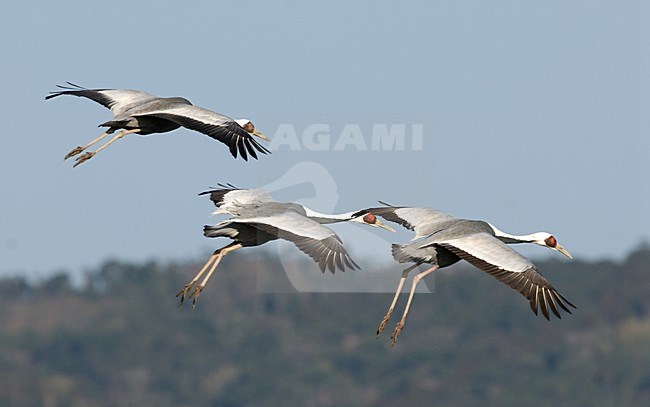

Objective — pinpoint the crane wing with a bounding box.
[437,233,575,319]
[231,211,359,273]
[199,188,276,216]
[133,105,270,161]
[46,84,158,116]
[366,206,453,239]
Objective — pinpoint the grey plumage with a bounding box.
[369,204,575,345]
[371,203,453,240]
[47,82,270,165]
[202,186,276,216]
[177,187,393,308]
[202,199,360,274]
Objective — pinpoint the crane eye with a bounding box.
[242,122,254,132]
[545,236,557,247]
[363,213,376,224]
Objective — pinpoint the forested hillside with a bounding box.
[1,247,649,406]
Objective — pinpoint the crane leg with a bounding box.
[189,243,243,308]
[176,252,220,307]
[64,129,114,160]
[176,243,243,308]
[377,264,419,338]
[73,128,141,167]
[391,264,438,346]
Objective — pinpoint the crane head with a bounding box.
[530,232,573,259]
[235,119,269,141]
[350,212,396,232]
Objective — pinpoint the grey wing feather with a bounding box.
[46,85,158,116]
[438,233,575,319]
[366,206,454,238]
[200,188,276,215]
[231,211,359,273]
[133,105,270,161]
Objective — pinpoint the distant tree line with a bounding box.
[1,246,649,406]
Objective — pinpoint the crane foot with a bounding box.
[190,286,204,309]
[176,283,194,307]
[390,321,405,346]
[64,146,85,160]
[73,152,95,167]
[376,314,391,337]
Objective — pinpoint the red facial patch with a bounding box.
[545,236,557,248]
[363,213,377,224]
[243,122,254,132]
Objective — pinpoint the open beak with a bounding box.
[555,243,573,260]
[251,129,270,142]
[374,219,396,233]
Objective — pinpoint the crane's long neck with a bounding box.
[487,223,536,244]
[302,207,359,224]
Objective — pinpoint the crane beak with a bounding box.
[374,219,396,233]
[555,243,573,260]
[251,129,270,142]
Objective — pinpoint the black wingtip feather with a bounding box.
[228,140,238,158]
[47,82,87,99]
[547,291,561,318]
[349,256,360,271]
[343,255,354,270]
[540,294,550,320]
[245,140,258,160]
[550,291,570,313]
[530,297,539,316]
[334,254,344,271]
[237,138,249,161]
[251,138,271,155]
[65,81,87,90]
[558,292,577,309]
[326,252,335,274]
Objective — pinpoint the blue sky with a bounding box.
[0,1,648,280]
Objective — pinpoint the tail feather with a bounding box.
[391,242,434,264]
[391,243,412,263]
[203,224,238,239]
